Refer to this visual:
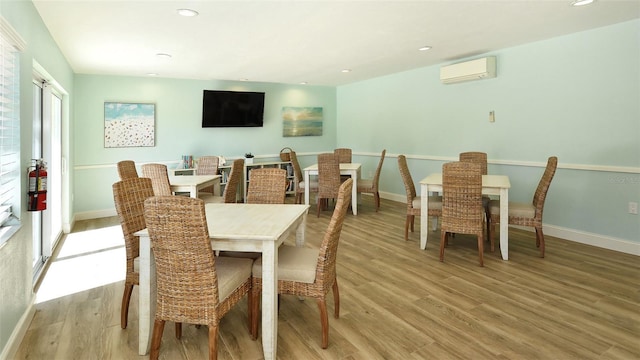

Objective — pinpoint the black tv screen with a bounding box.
[202,90,265,127]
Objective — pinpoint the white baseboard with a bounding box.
[377,191,639,256]
[75,209,117,221]
[543,225,640,256]
[380,191,405,204]
[0,299,35,360]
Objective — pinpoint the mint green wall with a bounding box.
[73,75,336,213]
[337,20,640,242]
[0,2,637,355]
[0,0,75,355]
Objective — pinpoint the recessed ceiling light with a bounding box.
[300,82,308,85]
[419,46,432,51]
[177,8,199,17]
[146,73,158,76]
[341,69,351,73]
[156,53,172,59]
[571,0,594,6]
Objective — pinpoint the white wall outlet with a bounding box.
[489,110,495,123]
[629,202,638,215]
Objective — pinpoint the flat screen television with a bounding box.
[202,90,265,127]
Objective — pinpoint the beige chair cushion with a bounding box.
[199,192,224,203]
[489,200,535,219]
[253,245,318,284]
[219,251,261,259]
[215,256,253,301]
[357,179,373,191]
[297,180,319,191]
[133,256,140,272]
[412,196,442,210]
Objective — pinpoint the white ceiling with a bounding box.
[32,0,640,86]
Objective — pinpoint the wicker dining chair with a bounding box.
[439,161,488,266]
[201,158,244,204]
[221,166,288,260]
[291,151,318,204]
[250,178,353,349]
[143,195,255,360]
[459,151,491,234]
[141,163,173,196]
[334,148,352,182]
[459,152,487,174]
[333,148,352,163]
[112,177,155,329]
[117,160,139,180]
[489,156,558,258]
[398,155,442,240]
[246,168,288,204]
[196,156,219,195]
[357,149,386,211]
[316,153,342,217]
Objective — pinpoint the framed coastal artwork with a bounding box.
[282,106,323,137]
[104,102,155,148]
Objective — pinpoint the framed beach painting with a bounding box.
[104,102,155,148]
[282,106,323,137]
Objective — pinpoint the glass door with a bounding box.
[32,80,63,280]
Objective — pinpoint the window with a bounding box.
[0,17,25,247]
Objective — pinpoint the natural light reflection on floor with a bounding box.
[36,225,126,303]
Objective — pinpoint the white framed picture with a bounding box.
[282,106,323,137]
[104,102,155,148]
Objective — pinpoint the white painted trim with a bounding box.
[0,300,35,360]
[75,209,116,221]
[372,153,640,174]
[381,190,405,204]
[543,225,640,256]
[0,16,27,51]
[73,154,640,174]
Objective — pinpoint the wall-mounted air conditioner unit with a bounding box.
[440,56,496,84]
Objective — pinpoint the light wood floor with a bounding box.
[15,196,640,359]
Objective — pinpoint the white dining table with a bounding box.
[136,203,309,360]
[169,174,221,198]
[303,163,361,215]
[419,174,511,260]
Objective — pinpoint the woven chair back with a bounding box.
[222,158,244,203]
[397,155,416,206]
[117,160,139,180]
[196,156,219,175]
[315,178,352,290]
[143,196,221,324]
[372,149,386,188]
[333,148,352,163]
[532,156,558,215]
[441,161,483,234]
[112,177,154,283]
[290,151,303,184]
[141,163,172,196]
[459,152,488,175]
[317,153,341,199]
[246,168,287,204]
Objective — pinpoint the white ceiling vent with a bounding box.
[440,56,496,84]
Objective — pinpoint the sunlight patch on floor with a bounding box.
[36,225,126,303]
[56,225,123,258]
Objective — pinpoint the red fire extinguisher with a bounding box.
[28,159,47,211]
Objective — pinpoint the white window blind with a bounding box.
[0,17,24,245]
